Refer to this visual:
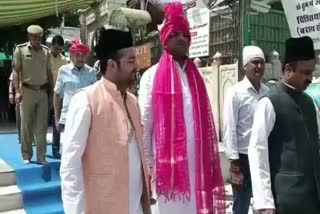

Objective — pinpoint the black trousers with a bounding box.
[276,198,320,214]
[51,112,61,155]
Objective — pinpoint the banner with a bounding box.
[282,0,320,49]
[187,8,210,58]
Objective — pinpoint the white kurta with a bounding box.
[139,63,197,214]
[248,83,320,211]
[60,91,143,214]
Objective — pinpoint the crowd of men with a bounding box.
[7,2,320,214]
[9,25,98,164]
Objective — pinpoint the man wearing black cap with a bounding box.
[248,36,320,214]
[60,27,151,214]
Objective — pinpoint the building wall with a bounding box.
[80,0,128,47]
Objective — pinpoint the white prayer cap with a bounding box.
[242,46,265,66]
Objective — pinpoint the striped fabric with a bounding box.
[0,0,96,27]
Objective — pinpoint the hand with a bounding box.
[9,93,15,104]
[59,124,65,132]
[15,92,22,104]
[148,174,156,205]
[259,209,276,214]
[229,159,244,192]
[55,118,63,132]
[230,170,244,192]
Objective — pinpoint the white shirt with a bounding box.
[60,90,143,214]
[223,76,269,159]
[248,83,320,210]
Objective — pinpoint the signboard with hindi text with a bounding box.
[281,0,320,49]
[187,8,210,58]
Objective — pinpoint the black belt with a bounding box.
[22,83,48,91]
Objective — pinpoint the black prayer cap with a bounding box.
[95,28,133,60]
[284,36,315,65]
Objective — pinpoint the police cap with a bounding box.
[27,25,43,35]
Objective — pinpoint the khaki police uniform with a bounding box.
[9,72,21,142]
[12,41,52,162]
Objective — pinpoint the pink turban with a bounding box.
[69,38,90,55]
[160,2,191,47]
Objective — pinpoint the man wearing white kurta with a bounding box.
[139,3,226,214]
[60,28,151,214]
[140,62,197,213]
[223,46,269,214]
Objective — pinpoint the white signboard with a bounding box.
[187,8,210,58]
[282,0,320,50]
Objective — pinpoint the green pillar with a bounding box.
[243,13,251,46]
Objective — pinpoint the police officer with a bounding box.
[12,25,53,165]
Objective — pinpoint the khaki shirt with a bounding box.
[12,42,51,86]
[51,54,68,85]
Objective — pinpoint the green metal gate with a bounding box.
[245,9,290,61]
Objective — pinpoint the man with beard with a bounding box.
[223,46,269,214]
[139,2,226,214]
[60,28,151,214]
[248,36,320,214]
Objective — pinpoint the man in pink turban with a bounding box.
[53,39,96,136]
[69,38,90,56]
[139,2,226,214]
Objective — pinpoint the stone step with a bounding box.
[0,185,23,212]
[0,209,26,214]
[0,160,16,187]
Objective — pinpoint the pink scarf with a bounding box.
[152,3,226,213]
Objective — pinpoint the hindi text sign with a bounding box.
[282,0,320,49]
[187,8,210,58]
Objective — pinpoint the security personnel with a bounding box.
[12,25,53,165]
